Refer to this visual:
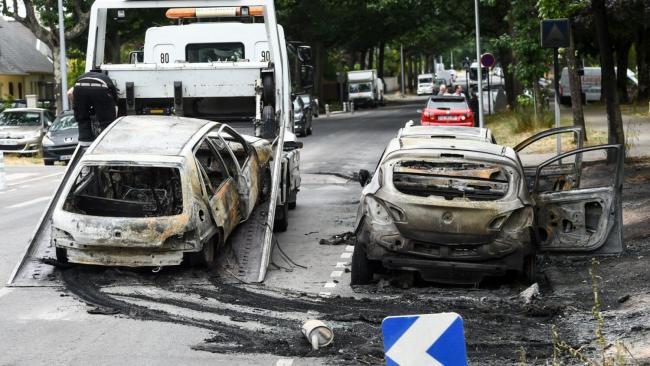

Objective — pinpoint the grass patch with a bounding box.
[485,110,607,153]
[1,153,47,166]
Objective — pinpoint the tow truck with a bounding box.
[9,0,308,285]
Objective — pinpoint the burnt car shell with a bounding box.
[355,132,534,284]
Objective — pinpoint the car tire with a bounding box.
[521,255,537,283]
[262,73,275,108]
[189,236,216,268]
[44,160,54,166]
[55,247,68,264]
[351,241,374,285]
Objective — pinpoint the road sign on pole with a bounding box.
[541,19,570,155]
[480,53,495,68]
[382,313,468,366]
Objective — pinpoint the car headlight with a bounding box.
[365,196,393,225]
[42,135,54,146]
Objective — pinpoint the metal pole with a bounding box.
[450,51,454,70]
[487,66,491,115]
[57,0,69,111]
[400,44,405,97]
[474,0,484,128]
[0,152,5,191]
[553,48,561,154]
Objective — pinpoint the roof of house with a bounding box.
[0,17,53,76]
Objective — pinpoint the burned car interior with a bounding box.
[63,165,184,218]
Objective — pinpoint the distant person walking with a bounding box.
[73,70,119,146]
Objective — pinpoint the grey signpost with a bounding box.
[541,19,571,155]
[481,53,495,116]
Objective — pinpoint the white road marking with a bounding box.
[0,287,13,299]
[8,172,63,186]
[345,245,355,252]
[5,173,37,182]
[335,262,348,268]
[324,282,337,288]
[5,196,50,209]
[330,271,343,278]
[340,252,352,259]
[275,359,294,366]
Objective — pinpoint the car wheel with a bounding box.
[44,160,54,166]
[307,125,313,135]
[351,241,375,285]
[55,247,68,264]
[189,236,216,267]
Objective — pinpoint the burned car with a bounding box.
[52,116,272,267]
[352,124,624,285]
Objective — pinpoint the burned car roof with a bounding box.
[398,125,493,143]
[88,116,213,157]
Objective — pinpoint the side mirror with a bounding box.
[358,169,371,187]
[284,140,303,150]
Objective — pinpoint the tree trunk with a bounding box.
[592,0,625,149]
[615,41,631,104]
[359,49,367,70]
[314,41,325,99]
[636,30,650,101]
[566,41,587,140]
[367,47,374,70]
[377,42,385,78]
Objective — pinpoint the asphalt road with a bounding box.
[0,100,426,366]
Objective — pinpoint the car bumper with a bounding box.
[43,144,77,161]
[0,139,41,154]
[64,246,185,267]
[421,121,474,127]
[381,256,511,284]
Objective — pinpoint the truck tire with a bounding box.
[262,74,275,107]
[55,247,68,264]
[351,241,374,285]
[274,169,290,232]
[188,235,216,267]
[261,105,277,140]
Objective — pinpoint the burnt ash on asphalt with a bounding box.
[56,160,650,365]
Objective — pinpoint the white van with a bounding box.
[559,67,638,104]
[417,73,434,95]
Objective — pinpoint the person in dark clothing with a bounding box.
[468,91,480,126]
[73,71,118,145]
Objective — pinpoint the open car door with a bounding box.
[532,144,624,254]
[515,126,584,191]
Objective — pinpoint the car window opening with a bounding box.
[185,42,245,62]
[64,165,183,217]
[392,160,509,201]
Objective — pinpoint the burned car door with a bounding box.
[194,138,240,239]
[532,144,624,254]
[209,126,260,219]
[515,126,584,191]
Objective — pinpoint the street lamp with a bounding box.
[474,0,484,128]
[57,0,69,111]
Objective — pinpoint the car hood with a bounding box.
[0,126,41,138]
[48,128,79,145]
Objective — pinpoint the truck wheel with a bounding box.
[351,242,374,285]
[188,236,216,267]
[261,105,277,139]
[274,203,289,232]
[55,247,68,264]
[262,74,275,107]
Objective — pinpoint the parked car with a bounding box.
[0,108,54,154]
[52,115,273,267]
[351,124,623,285]
[299,94,319,118]
[293,97,312,137]
[42,111,78,165]
[418,95,475,127]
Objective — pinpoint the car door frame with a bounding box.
[192,136,241,239]
[531,144,624,254]
[209,125,259,219]
[515,126,584,191]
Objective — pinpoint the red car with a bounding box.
[419,95,475,127]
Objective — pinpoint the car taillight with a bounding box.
[421,109,433,123]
